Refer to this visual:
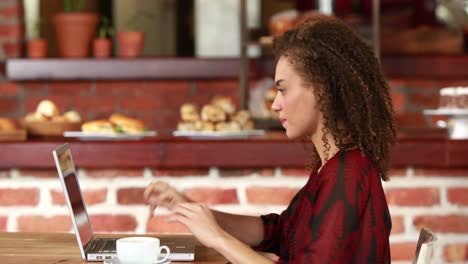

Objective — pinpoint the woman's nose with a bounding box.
[271,94,281,112]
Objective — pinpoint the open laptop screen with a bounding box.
[55,146,93,249]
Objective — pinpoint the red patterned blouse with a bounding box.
[253,148,391,263]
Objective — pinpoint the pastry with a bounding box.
[109,113,145,134]
[201,105,226,123]
[81,120,115,133]
[0,118,16,131]
[212,96,236,115]
[63,111,81,122]
[180,103,200,122]
[35,100,59,119]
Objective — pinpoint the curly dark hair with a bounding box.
[273,14,396,181]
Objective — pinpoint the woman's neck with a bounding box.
[311,128,340,168]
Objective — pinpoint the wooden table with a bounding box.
[0,232,227,264]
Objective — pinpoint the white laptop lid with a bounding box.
[53,143,94,260]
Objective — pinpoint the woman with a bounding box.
[145,14,395,264]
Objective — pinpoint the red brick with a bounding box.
[51,189,107,206]
[282,168,310,177]
[246,187,299,205]
[0,188,39,206]
[259,169,275,177]
[24,95,70,113]
[119,96,166,112]
[48,81,92,96]
[84,169,143,178]
[387,79,407,89]
[17,215,71,232]
[386,188,439,206]
[408,92,440,109]
[146,215,189,233]
[413,168,468,177]
[152,169,209,177]
[95,81,143,96]
[0,5,23,18]
[219,169,259,177]
[444,244,468,262]
[403,80,439,89]
[413,215,468,233]
[183,188,239,205]
[2,41,21,57]
[391,242,416,261]
[391,91,407,113]
[139,81,191,98]
[447,188,468,206]
[193,80,239,106]
[0,82,18,96]
[18,169,58,178]
[72,96,116,116]
[391,215,405,234]
[387,168,407,177]
[90,214,137,232]
[141,111,179,131]
[117,188,145,205]
[22,82,47,95]
[0,23,22,40]
[0,217,7,231]
[0,170,9,178]
[395,113,426,128]
[0,97,19,113]
[439,80,468,87]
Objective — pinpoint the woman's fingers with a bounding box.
[143,181,169,200]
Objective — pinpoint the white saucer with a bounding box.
[103,256,171,264]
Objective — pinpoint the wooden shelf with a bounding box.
[5,55,468,81]
[5,58,245,81]
[0,132,467,169]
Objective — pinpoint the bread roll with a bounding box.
[177,121,197,131]
[0,118,16,132]
[201,121,215,131]
[63,111,81,122]
[81,120,115,133]
[36,100,59,119]
[109,114,145,134]
[233,110,251,127]
[180,103,200,122]
[212,96,236,115]
[215,121,241,132]
[201,105,226,123]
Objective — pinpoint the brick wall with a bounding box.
[0,167,467,263]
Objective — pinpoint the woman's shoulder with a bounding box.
[320,148,378,183]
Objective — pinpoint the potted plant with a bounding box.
[117,11,154,58]
[53,0,98,58]
[93,16,114,58]
[27,18,47,59]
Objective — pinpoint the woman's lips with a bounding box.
[280,119,287,126]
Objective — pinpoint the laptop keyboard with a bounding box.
[93,238,117,253]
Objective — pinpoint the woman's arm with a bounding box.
[144,181,265,246]
[170,203,274,264]
[211,210,265,246]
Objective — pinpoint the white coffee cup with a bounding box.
[116,237,170,264]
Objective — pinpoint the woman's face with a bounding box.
[272,56,322,140]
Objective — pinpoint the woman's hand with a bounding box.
[169,203,227,249]
[144,181,189,214]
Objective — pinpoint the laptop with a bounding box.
[52,143,196,261]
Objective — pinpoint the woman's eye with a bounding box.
[278,88,285,95]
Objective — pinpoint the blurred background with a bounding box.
[0,1,467,263]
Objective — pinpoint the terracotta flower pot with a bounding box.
[53,12,98,58]
[93,38,112,58]
[27,39,47,59]
[117,31,145,58]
